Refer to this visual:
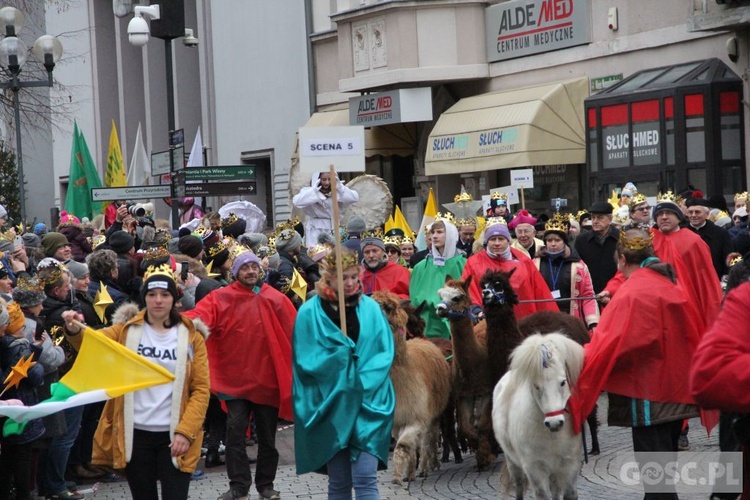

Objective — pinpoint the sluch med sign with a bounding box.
[486,0,591,62]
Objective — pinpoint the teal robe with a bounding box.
[292,294,395,475]
[409,255,466,339]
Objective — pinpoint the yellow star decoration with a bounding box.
[290,268,307,302]
[204,260,221,279]
[0,354,36,398]
[94,281,114,323]
[608,190,620,211]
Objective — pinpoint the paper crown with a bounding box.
[0,229,15,242]
[709,210,731,223]
[401,235,414,245]
[484,216,508,231]
[544,214,569,233]
[618,230,653,251]
[206,240,228,257]
[221,213,240,228]
[306,243,330,258]
[16,275,44,293]
[323,250,359,271]
[383,235,402,247]
[490,192,508,201]
[454,191,473,203]
[612,211,630,226]
[455,217,477,227]
[228,240,252,261]
[192,224,212,239]
[362,227,384,240]
[576,209,590,219]
[143,263,176,282]
[657,191,684,205]
[155,228,172,241]
[91,234,107,250]
[267,236,277,254]
[734,192,748,202]
[275,217,300,234]
[143,245,170,262]
[38,262,66,286]
[730,254,743,267]
[628,193,649,211]
[434,212,456,225]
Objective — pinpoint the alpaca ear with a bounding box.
[463,275,473,291]
[507,268,517,278]
[415,300,427,315]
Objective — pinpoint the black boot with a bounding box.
[204,450,225,468]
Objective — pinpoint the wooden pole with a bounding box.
[520,188,526,211]
[329,164,347,336]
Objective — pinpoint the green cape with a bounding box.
[409,255,466,339]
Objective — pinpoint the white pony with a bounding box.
[492,333,585,499]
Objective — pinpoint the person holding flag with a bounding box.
[61,264,210,500]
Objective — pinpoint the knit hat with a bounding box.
[621,182,637,197]
[0,238,12,254]
[231,251,262,279]
[653,200,684,221]
[0,204,6,219]
[238,233,267,251]
[347,216,366,234]
[34,223,46,236]
[484,219,512,241]
[204,241,230,270]
[41,232,69,257]
[141,264,179,303]
[108,231,135,255]
[12,276,45,309]
[734,206,748,219]
[274,230,302,254]
[65,260,89,280]
[22,233,40,249]
[58,211,80,225]
[508,210,537,230]
[0,262,9,280]
[177,235,203,259]
[6,301,25,333]
[361,236,386,252]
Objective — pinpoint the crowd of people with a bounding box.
[0,173,747,499]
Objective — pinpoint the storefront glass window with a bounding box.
[524,164,582,214]
[723,165,744,195]
[685,94,706,163]
[665,97,675,165]
[649,62,702,86]
[687,168,707,194]
[720,91,742,161]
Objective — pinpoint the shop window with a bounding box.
[720,91,742,161]
[687,168,707,195]
[588,108,598,172]
[601,104,629,169]
[723,165,744,195]
[665,97,675,165]
[685,94,706,163]
[631,99,661,166]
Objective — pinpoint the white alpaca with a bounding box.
[492,333,585,499]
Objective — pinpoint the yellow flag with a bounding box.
[394,205,414,237]
[104,120,126,211]
[384,214,395,233]
[93,281,114,323]
[424,187,438,217]
[62,326,175,397]
[415,188,438,250]
[290,268,307,302]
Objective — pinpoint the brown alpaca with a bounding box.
[372,291,452,484]
[436,276,496,470]
[480,270,600,455]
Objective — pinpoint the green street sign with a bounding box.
[184,165,257,181]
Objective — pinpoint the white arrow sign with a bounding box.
[91,185,171,202]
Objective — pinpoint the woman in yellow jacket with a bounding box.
[63,264,209,500]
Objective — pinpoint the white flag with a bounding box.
[186,126,204,207]
[127,123,150,187]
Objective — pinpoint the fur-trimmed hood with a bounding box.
[110,302,209,339]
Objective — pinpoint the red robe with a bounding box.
[361,261,411,299]
[461,248,557,319]
[569,268,717,433]
[185,282,296,420]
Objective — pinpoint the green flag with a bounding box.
[64,122,103,219]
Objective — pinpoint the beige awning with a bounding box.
[292,104,416,159]
[425,77,589,175]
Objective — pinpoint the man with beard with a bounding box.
[186,251,296,500]
[360,233,410,299]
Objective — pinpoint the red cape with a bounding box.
[652,228,722,327]
[462,248,557,319]
[185,282,296,420]
[361,261,411,299]
[569,268,717,433]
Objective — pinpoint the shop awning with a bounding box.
[292,104,416,159]
[425,77,588,175]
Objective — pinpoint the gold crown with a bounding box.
[267,236,277,254]
[143,245,170,262]
[657,191,684,206]
[434,212,456,224]
[454,192,473,203]
[613,211,630,226]
[709,210,731,223]
[38,262,66,287]
[206,241,228,257]
[143,263,176,282]
[307,244,329,258]
[734,192,748,202]
[383,235,402,247]
[628,193,649,211]
[619,230,653,251]
[91,234,107,250]
[576,209,590,219]
[401,235,414,245]
[0,229,15,242]
[323,249,359,271]
[730,255,743,267]
[544,214,569,233]
[485,216,507,229]
[16,275,44,292]
[155,228,172,241]
[221,213,240,228]
[192,224,212,239]
[275,217,300,234]
[490,192,508,201]
[362,227,384,239]
[456,217,476,227]
[228,241,251,261]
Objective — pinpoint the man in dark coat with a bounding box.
[686,198,733,279]
[574,201,620,294]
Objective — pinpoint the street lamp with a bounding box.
[0,6,62,223]
[119,1,191,229]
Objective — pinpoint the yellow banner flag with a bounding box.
[394,205,414,237]
[104,120,126,211]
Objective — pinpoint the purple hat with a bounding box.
[507,210,537,230]
[231,251,261,278]
[485,222,512,242]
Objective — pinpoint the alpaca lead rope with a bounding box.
[518,294,601,304]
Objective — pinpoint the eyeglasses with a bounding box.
[386,248,400,254]
[635,206,650,212]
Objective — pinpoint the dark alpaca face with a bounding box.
[400,299,426,339]
[480,270,518,307]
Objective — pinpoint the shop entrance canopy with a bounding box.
[425,77,588,175]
